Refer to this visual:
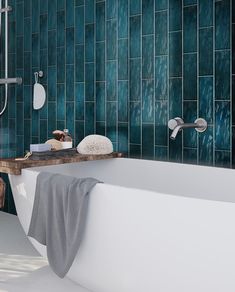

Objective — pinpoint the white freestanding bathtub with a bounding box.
[8,158,235,292]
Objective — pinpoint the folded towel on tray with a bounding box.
[28,172,100,278]
[77,134,113,155]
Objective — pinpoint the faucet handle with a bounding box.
[168,117,184,130]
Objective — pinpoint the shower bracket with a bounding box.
[0,6,11,13]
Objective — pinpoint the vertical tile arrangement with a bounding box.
[0,0,234,214]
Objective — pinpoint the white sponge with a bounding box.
[77,135,113,155]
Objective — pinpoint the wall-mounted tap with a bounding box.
[168,117,207,140]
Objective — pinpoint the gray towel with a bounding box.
[28,172,100,278]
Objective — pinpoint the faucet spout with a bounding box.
[170,123,198,140]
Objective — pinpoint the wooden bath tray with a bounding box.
[0,152,123,175]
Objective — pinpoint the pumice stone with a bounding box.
[77,135,113,155]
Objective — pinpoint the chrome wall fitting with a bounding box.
[168,117,207,140]
[34,71,44,79]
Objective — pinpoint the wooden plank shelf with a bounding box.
[0,152,123,175]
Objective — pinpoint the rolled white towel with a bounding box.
[77,135,113,155]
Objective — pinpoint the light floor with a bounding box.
[0,212,90,292]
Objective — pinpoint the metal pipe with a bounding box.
[0,0,22,116]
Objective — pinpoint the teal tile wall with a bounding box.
[0,0,234,214]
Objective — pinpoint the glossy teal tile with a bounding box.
[85,24,95,62]
[57,0,65,10]
[66,0,74,27]
[233,127,235,167]
[66,28,75,64]
[155,55,168,100]
[48,30,56,66]
[75,121,84,144]
[57,47,65,83]
[142,80,154,123]
[48,0,57,30]
[75,0,82,5]
[183,148,197,165]
[155,100,168,146]
[96,1,105,41]
[130,0,141,15]
[66,65,74,101]
[24,86,31,120]
[169,78,182,118]
[118,0,128,38]
[16,36,23,69]
[130,144,141,158]
[96,42,105,81]
[183,53,197,100]
[155,146,168,161]
[75,44,84,82]
[85,63,95,101]
[199,77,213,124]
[106,61,117,101]
[106,102,117,142]
[183,6,197,53]
[215,0,230,50]
[155,0,168,11]
[118,81,128,123]
[32,111,39,137]
[215,50,230,100]
[66,102,75,137]
[130,58,141,101]
[142,0,154,35]
[40,119,48,143]
[155,11,168,56]
[106,19,117,60]
[215,101,230,151]
[96,82,105,121]
[40,49,48,84]
[215,150,231,168]
[32,0,40,33]
[118,39,128,80]
[48,102,57,136]
[199,0,213,28]
[118,123,128,154]
[24,18,31,52]
[184,0,197,5]
[199,126,213,166]
[57,10,65,46]
[142,124,154,159]
[57,83,65,120]
[169,0,182,31]
[142,35,154,79]
[130,16,141,58]
[75,6,84,44]
[40,0,48,14]
[107,0,117,19]
[96,121,106,136]
[199,27,213,76]
[16,2,23,36]
[169,31,182,77]
[85,102,95,135]
[183,101,197,148]
[75,82,84,120]
[130,102,141,144]
[85,0,94,23]
[40,14,48,50]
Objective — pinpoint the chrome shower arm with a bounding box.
[0,78,22,85]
